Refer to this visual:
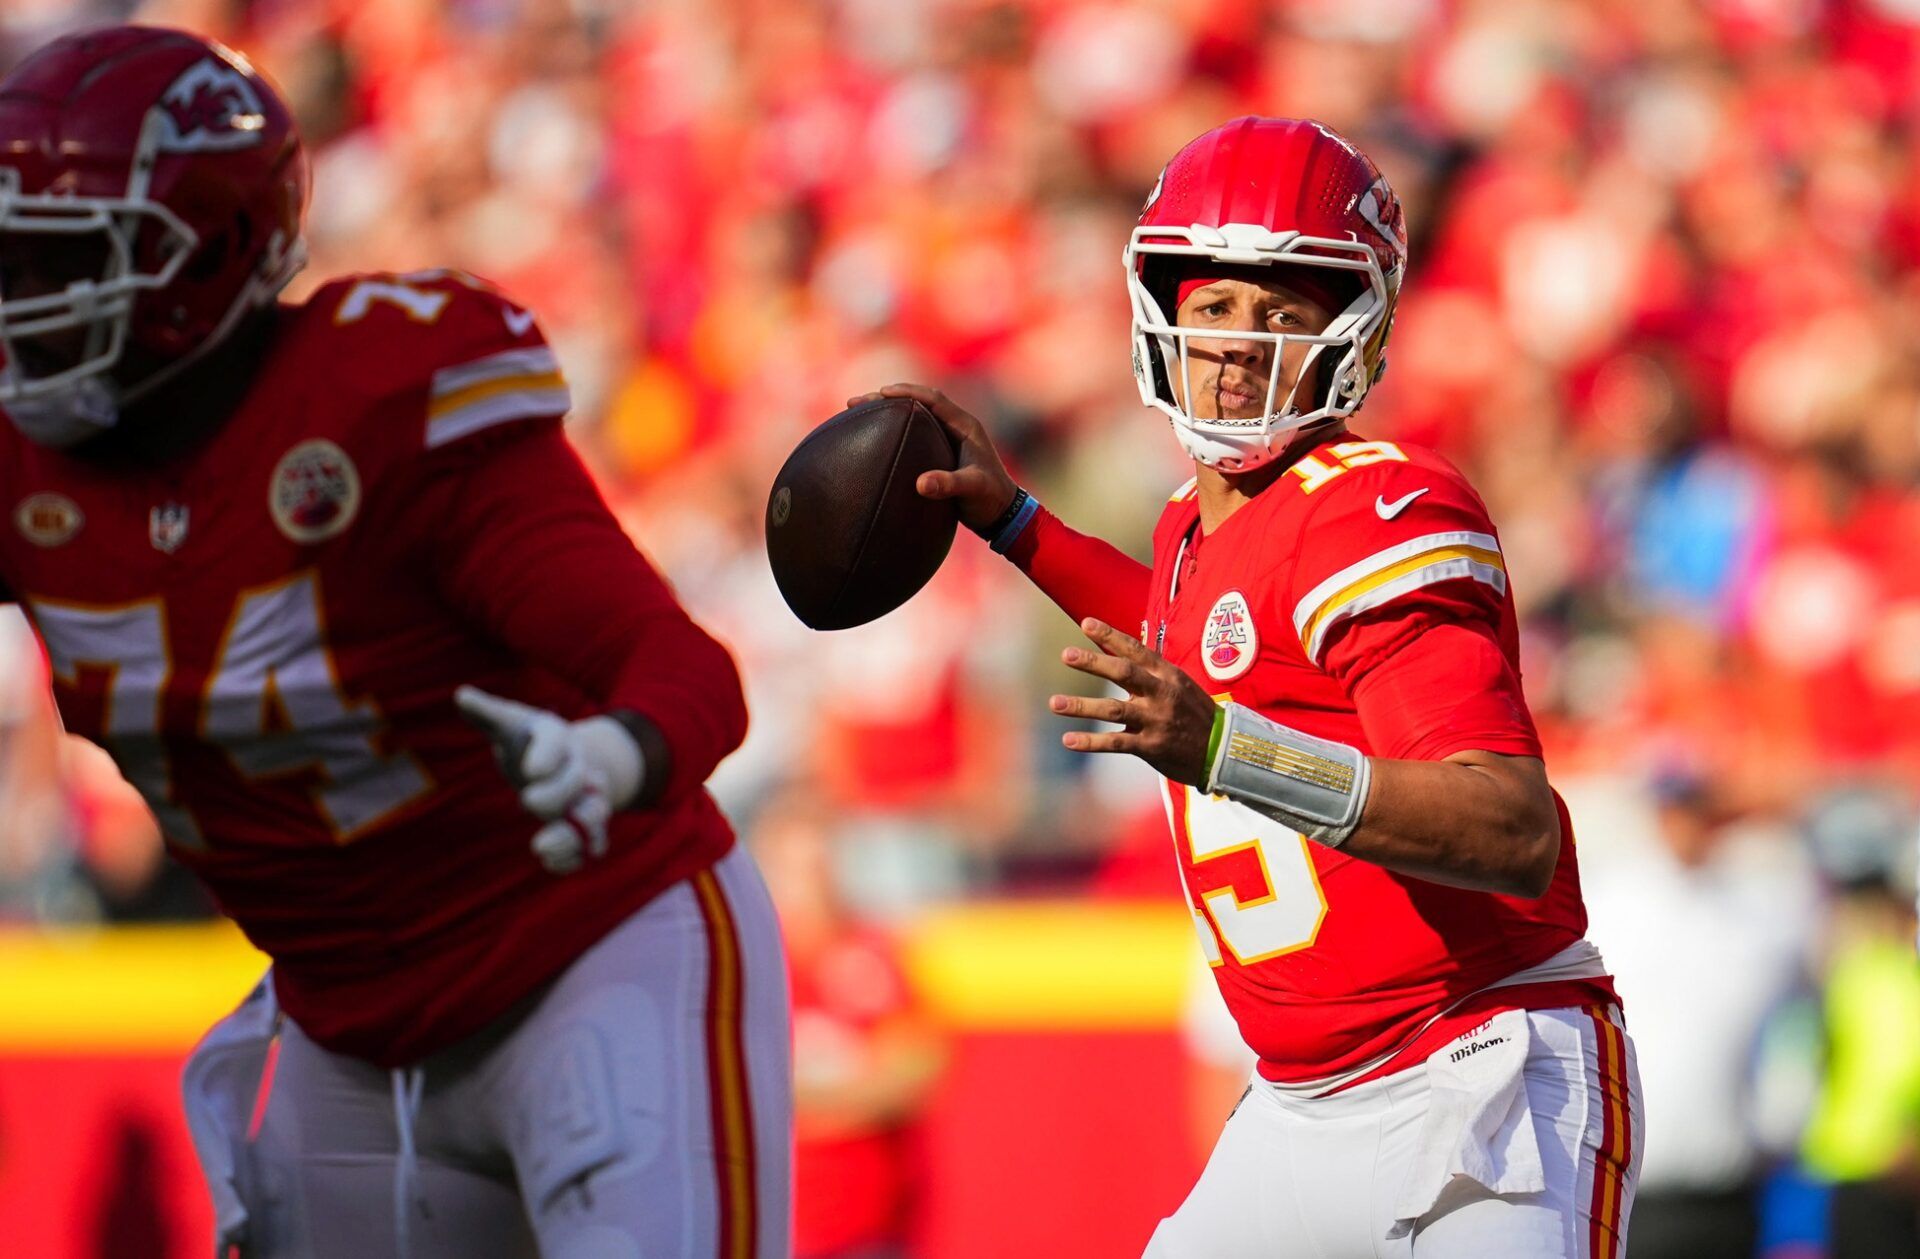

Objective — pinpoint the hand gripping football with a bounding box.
[765,397,959,630]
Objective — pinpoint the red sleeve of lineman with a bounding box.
[427,424,747,801]
[1004,504,1153,631]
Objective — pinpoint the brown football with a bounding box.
[765,397,960,630]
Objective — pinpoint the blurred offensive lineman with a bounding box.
[860,118,1644,1255]
[0,27,788,1259]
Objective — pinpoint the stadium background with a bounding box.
[2,0,1919,1256]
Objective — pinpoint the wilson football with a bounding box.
[766,397,959,630]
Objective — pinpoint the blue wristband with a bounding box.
[989,489,1041,554]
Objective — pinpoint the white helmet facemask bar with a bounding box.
[0,109,198,404]
[1166,321,1345,438]
[0,105,305,414]
[1124,223,1390,471]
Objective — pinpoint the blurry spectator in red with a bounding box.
[755,790,945,1259]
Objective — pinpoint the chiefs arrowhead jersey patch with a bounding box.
[1202,589,1257,682]
[270,440,361,544]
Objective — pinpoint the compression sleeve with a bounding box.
[1003,503,1153,631]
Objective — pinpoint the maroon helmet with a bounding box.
[1124,117,1408,470]
[0,25,309,443]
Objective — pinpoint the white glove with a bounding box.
[454,685,645,874]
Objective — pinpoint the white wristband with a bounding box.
[1205,703,1370,847]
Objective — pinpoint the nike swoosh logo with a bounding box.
[1375,488,1429,520]
[503,307,536,337]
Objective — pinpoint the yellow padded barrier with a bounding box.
[0,900,1196,1051]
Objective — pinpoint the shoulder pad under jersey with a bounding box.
[291,269,571,456]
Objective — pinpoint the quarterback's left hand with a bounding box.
[1050,618,1217,787]
[454,686,645,875]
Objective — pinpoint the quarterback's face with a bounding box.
[1173,277,1334,422]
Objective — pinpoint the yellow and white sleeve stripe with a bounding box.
[426,345,570,449]
[1291,530,1506,663]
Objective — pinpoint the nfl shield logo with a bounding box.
[150,503,190,554]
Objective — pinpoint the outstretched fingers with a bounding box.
[1061,728,1142,754]
[1062,619,1163,689]
[1049,693,1134,726]
[1060,643,1146,692]
[1080,617,1153,662]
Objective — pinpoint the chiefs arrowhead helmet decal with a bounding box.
[156,57,269,153]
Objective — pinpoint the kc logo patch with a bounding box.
[1202,589,1257,682]
[14,492,82,547]
[270,440,360,544]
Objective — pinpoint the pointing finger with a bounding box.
[454,685,535,737]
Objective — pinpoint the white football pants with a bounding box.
[1145,1006,1643,1259]
[182,843,792,1259]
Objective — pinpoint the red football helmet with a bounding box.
[0,25,308,444]
[1125,117,1407,471]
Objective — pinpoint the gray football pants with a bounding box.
[182,844,792,1259]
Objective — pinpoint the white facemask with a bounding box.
[1,367,121,448]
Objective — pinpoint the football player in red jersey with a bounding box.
[857,118,1643,1256]
[0,27,788,1259]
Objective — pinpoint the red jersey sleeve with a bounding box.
[304,268,570,458]
[418,425,748,802]
[1005,503,1152,633]
[1285,453,1540,763]
[340,272,747,802]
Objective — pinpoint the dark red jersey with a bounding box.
[0,271,746,1065]
[1014,432,1613,1085]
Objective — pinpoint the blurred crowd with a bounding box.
[2,0,1920,1254]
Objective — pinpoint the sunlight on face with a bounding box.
[1173,277,1335,422]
